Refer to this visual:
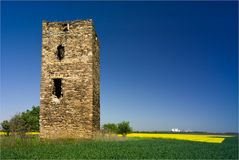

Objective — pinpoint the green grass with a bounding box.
[1,136,238,159]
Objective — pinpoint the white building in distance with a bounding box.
[171,128,181,132]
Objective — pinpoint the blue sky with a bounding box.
[1,1,238,132]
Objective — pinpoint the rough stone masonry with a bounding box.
[40,20,100,139]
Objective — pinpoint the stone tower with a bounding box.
[40,20,100,139]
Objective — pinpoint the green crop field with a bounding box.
[1,135,238,159]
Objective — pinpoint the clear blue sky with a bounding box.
[1,1,238,132]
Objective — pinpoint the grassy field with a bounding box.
[1,134,238,159]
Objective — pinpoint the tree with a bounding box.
[103,123,118,133]
[21,106,40,131]
[9,113,27,136]
[1,106,40,136]
[117,121,132,137]
[1,120,10,136]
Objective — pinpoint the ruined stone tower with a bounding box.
[40,20,100,139]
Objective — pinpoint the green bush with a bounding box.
[1,106,40,136]
[21,106,40,131]
[1,120,10,136]
[9,114,27,136]
[102,123,118,133]
[117,121,132,136]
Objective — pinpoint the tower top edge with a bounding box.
[42,19,93,24]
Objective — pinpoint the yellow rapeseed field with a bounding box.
[124,133,233,143]
[26,132,40,135]
[0,131,40,136]
[0,131,7,135]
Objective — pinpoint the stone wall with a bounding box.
[40,20,100,139]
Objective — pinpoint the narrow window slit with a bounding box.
[53,78,63,98]
[57,45,64,60]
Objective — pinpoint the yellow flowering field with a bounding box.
[26,132,40,135]
[0,131,40,136]
[0,131,7,135]
[123,133,233,143]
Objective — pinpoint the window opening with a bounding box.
[63,23,69,31]
[57,45,64,60]
[53,79,62,98]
